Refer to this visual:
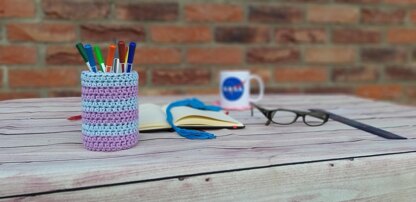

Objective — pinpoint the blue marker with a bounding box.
[126,42,136,73]
[84,44,97,73]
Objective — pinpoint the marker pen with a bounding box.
[75,43,92,72]
[84,44,97,73]
[106,44,116,73]
[126,42,136,73]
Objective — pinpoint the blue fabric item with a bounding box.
[166,98,222,140]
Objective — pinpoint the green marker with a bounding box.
[93,45,105,72]
[75,43,92,71]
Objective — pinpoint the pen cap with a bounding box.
[106,44,116,67]
[127,42,136,64]
[118,41,126,61]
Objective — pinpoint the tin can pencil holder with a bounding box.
[81,71,139,152]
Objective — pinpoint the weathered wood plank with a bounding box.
[1,95,416,198]
[3,152,416,202]
[1,138,416,197]
[1,116,415,149]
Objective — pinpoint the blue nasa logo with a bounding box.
[222,77,244,101]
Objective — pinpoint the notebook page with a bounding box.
[163,106,242,126]
[139,103,170,130]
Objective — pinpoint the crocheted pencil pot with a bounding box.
[81,71,139,152]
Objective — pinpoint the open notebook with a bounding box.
[139,103,244,131]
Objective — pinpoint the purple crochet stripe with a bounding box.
[82,110,137,119]
[82,94,136,100]
[82,86,138,95]
[83,133,138,152]
[82,86,138,100]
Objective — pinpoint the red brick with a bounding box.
[42,0,110,19]
[387,28,416,44]
[48,90,81,97]
[384,0,416,4]
[247,48,300,64]
[265,87,302,94]
[9,68,79,88]
[116,2,178,21]
[362,8,405,24]
[0,45,37,64]
[361,48,407,63]
[385,66,416,81]
[81,24,145,42]
[335,0,381,3]
[332,66,379,82]
[305,47,355,64]
[152,68,210,85]
[0,0,35,18]
[46,45,84,65]
[356,84,402,100]
[249,5,303,23]
[215,26,270,43]
[409,10,416,24]
[304,87,353,94]
[135,48,181,65]
[185,4,243,22]
[275,28,327,44]
[0,92,39,100]
[137,69,147,86]
[275,67,328,82]
[250,67,272,83]
[307,6,359,24]
[187,47,242,65]
[215,67,271,83]
[332,29,381,44]
[151,26,211,43]
[185,88,219,95]
[283,0,329,2]
[141,87,217,96]
[405,86,416,100]
[7,23,76,42]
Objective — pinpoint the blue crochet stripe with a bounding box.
[82,97,137,109]
[82,121,138,134]
[81,71,139,88]
[83,129,138,137]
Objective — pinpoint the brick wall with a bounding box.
[0,0,416,104]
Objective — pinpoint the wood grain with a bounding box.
[1,95,416,200]
[3,152,416,202]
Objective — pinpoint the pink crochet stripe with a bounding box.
[83,133,138,152]
[82,114,138,124]
[82,94,136,100]
[82,86,138,94]
[82,86,138,100]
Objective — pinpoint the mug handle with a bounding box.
[248,74,264,103]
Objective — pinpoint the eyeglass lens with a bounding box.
[304,114,326,126]
[271,110,298,124]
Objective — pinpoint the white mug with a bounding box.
[220,70,264,110]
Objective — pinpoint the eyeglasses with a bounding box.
[250,103,329,126]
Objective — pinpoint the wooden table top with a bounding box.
[1,95,416,199]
